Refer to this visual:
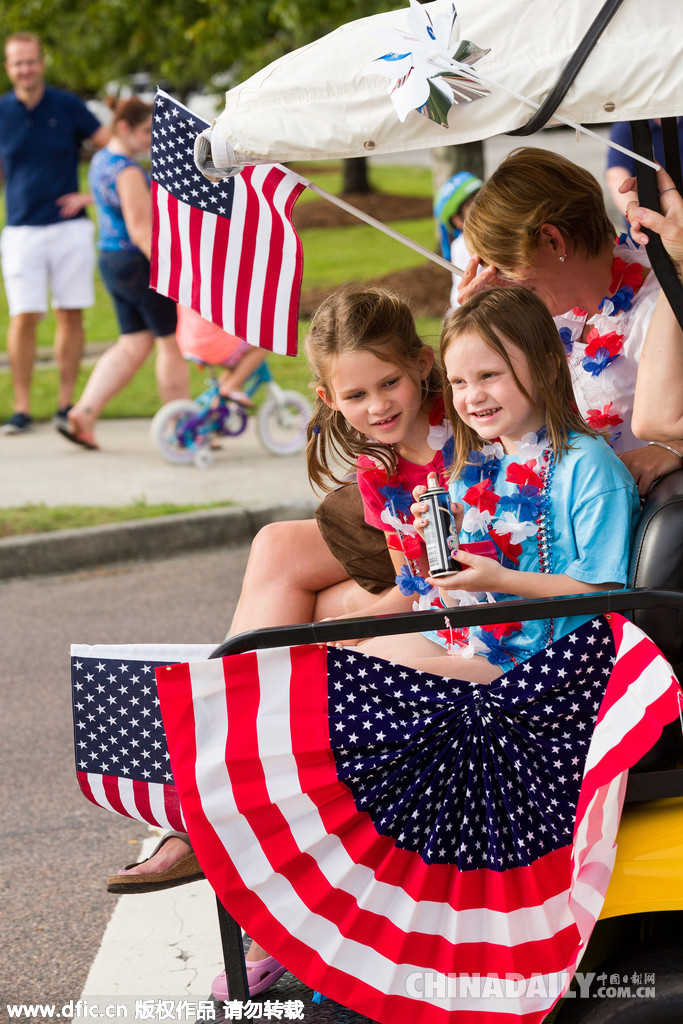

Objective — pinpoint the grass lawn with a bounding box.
[0,500,233,538]
[0,159,437,354]
[0,312,443,422]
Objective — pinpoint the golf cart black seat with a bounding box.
[626,467,683,783]
[629,467,683,666]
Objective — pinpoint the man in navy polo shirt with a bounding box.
[0,32,109,433]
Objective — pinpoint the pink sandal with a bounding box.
[211,955,287,1000]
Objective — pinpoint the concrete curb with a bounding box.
[0,500,317,581]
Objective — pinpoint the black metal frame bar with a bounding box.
[210,587,683,1003]
[631,118,683,331]
[211,587,683,658]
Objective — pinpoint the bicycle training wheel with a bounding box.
[150,398,201,465]
[257,390,312,456]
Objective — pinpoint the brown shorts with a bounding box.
[315,483,395,595]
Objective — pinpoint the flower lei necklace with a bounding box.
[553,235,648,442]
[404,429,556,666]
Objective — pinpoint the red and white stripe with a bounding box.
[156,616,680,1024]
[76,771,185,831]
[150,165,305,356]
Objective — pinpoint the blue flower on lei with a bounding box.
[396,564,432,596]
[379,483,413,516]
[461,449,500,487]
[474,631,513,667]
[441,434,455,471]
[558,326,574,355]
[497,486,542,523]
[582,347,621,377]
[599,285,634,316]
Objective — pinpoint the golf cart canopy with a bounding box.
[197,0,682,175]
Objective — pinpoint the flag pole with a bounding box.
[291,172,465,277]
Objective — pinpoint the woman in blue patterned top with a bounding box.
[58,97,188,450]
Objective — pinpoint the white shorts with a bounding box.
[0,219,96,316]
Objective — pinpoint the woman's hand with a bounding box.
[623,168,683,273]
[620,443,683,496]
[456,256,509,306]
[56,191,92,219]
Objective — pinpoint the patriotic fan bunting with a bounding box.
[156,614,681,1024]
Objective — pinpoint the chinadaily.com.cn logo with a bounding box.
[404,971,656,1000]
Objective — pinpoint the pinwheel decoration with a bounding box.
[366,0,490,126]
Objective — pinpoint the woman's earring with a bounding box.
[558,254,567,263]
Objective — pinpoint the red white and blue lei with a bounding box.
[361,400,454,596]
[553,234,652,449]
[396,429,556,668]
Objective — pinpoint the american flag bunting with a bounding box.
[155,614,681,1024]
[70,643,214,830]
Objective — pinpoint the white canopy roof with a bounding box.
[197,0,683,176]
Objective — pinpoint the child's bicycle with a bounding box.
[150,360,312,468]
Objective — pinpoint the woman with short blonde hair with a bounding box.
[457,146,683,496]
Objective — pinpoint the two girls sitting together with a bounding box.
[307,282,638,682]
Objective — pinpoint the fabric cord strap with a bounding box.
[508,0,625,136]
[631,119,683,331]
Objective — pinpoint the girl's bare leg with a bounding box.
[356,632,503,684]
[68,329,155,438]
[229,518,381,636]
[218,346,267,397]
[154,333,190,403]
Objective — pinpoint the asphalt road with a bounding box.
[0,546,249,1018]
[1,544,382,1024]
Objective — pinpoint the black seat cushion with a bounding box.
[626,469,683,781]
[629,468,683,666]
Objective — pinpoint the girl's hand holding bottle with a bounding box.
[411,472,511,600]
[411,473,464,533]
[427,548,507,601]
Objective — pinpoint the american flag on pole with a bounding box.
[70,643,214,830]
[149,90,307,356]
[156,615,681,1024]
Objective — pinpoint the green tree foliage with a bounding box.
[2,0,399,100]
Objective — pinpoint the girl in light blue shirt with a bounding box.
[359,286,640,679]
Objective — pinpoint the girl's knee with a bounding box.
[250,519,319,571]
